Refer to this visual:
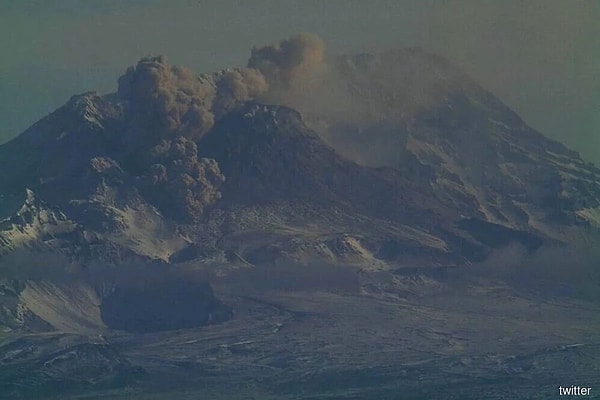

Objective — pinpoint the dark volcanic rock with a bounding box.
[199,103,447,226]
[0,337,143,399]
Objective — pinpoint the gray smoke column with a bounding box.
[248,32,325,94]
[247,33,343,119]
[248,33,349,121]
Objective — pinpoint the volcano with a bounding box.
[1,35,600,400]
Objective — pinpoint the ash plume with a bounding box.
[248,33,361,126]
[118,55,269,143]
[138,136,225,222]
[248,32,326,96]
[114,56,270,221]
[246,33,478,166]
[118,55,216,142]
[248,33,473,122]
[212,68,269,118]
[115,34,471,166]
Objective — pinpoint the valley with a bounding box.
[1,264,599,399]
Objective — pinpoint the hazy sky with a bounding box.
[1,0,598,162]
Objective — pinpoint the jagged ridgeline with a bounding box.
[1,33,600,268]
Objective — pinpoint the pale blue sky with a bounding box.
[1,0,598,162]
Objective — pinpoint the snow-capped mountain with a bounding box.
[1,48,599,271]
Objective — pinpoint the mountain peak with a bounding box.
[23,188,36,206]
[67,92,107,128]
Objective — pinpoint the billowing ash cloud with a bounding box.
[247,33,361,127]
[116,34,468,163]
[245,33,476,166]
[212,68,269,119]
[248,33,470,120]
[248,32,325,94]
[114,56,270,221]
[117,55,268,143]
[118,55,215,142]
[107,33,490,217]
[138,136,225,222]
